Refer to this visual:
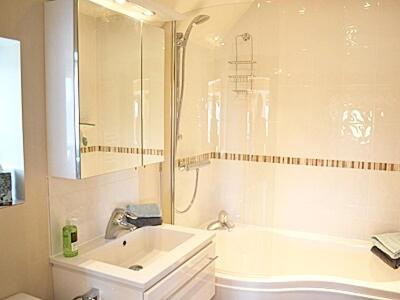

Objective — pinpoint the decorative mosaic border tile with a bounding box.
[177,152,400,172]
[81,145,163,156]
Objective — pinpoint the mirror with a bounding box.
[0,37,24,206]
[77,0,164,178]
[142,23,165,166]
[78,0,142,178]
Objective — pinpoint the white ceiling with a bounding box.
[156,0,252,14]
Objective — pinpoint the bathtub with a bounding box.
[211,224,400,300]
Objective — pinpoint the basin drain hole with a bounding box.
[129,265,143,271]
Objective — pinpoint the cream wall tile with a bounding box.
[174,162,217,227]
[176,42,216,158]
[271,165,370,239]
[174,0,400,242]
[374,86,400,125]
[49,166,160,255]
[275,121,310,158]
[139,164,161,203]
[368,171,400,210]
[370,122,400,163]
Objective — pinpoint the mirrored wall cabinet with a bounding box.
[45,0,169,179]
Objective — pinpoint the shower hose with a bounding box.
[175,168,200,214]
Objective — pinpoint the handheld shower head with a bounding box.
[192,14,210,25]
[180,14,210,47]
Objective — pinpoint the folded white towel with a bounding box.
[371,232,400,260]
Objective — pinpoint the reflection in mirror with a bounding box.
[78,0,142,177]
[0,37,24,207]
[142,23,165,165]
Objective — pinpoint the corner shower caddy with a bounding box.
[228,33,255,94]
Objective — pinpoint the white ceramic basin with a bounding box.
[88,226,194,269]
[51,224,215,289]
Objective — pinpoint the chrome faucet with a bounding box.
[105,208,137,239]
[207,210,235,231]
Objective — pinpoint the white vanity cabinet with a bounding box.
[53,242,216,300]
[144,243,216,300]
[51,225,216,300]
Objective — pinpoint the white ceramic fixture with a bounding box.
[51,225,216,299]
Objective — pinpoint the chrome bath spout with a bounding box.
[207,210,235,231]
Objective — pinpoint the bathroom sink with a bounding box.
[50,224,215,290]
[88,226,194,269]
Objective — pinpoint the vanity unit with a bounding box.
[51,225,216,299]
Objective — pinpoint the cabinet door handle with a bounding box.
[166,256,218,299]
[207,256,219,263]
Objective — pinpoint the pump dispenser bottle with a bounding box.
[63,218,78,257]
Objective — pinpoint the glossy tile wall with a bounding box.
[0,0,52,299]
[48,164,161,255]
[213,0,400,162]
[173,0,400,240]
[175,41,217,158]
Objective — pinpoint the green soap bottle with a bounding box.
[63,218,78,257]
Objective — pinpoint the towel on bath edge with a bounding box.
[371,232,400,260]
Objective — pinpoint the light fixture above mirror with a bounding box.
[87,0,181,23]
[113,0,155,16]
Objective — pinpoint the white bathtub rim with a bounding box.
[216,272,400,299]
[214,223,371,249]
[213,224,400,296]
[215,283,392,300]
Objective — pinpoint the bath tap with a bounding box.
[105,208,137,239]
[207,210,235,231]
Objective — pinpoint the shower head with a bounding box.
[192,14,210,25]
[180,14,210,47]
